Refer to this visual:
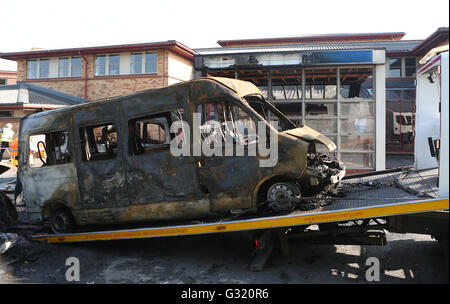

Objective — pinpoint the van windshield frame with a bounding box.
[244,95,298,132]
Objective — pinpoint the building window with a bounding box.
[404,58,417,77]
[95,55,107,76]
[131,53,142,74]
[388,58,402,77]
[145,53,157,74]
[388,57,417,78]
[0,79,7,86]
[39,59,49,78]
[59,58,69,77]
[71,57,82,77]
[27,60,38,79]
[94,54,121,76]
[109,54,120,75]
[27,58,50,79]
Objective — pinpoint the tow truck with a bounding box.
[1,52,449,271]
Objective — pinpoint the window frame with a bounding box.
[28,130,72,168]
[94,55,107,76]
[27,59,38,79]
[388,57,402,78]
[108,54,120,75]
[404,57,417,77]
[130,53,143,74]
[38,59,50,78]
[71,57,82,77]
[79,122,119,162]
[387,56,418,78]
[145,52,157,74]
[58,57,69,78]
[128,111,176,155]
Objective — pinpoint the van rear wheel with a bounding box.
[50,209,74,234]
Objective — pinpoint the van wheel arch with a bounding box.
[42,201,75,234]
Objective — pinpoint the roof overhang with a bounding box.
[417,54,442,76]
[217,32,406,47]
[0,41,197,61]
[413,28,449,56]
[387,28,449,57]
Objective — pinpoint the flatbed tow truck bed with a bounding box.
[31,168,449,244]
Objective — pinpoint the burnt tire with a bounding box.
[0,191,18,226]
[50,209,74,234]
[267,182,300,212]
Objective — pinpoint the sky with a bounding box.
[0,0,449,53]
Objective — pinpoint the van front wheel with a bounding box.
[50,209,74,234]
[267,182,300,212]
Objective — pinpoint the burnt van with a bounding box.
[16,77,345,233]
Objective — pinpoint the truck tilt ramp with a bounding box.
[32,168,449,243]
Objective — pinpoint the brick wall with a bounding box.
[17,49,193,101]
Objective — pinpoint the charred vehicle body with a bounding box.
[16,77,345,233]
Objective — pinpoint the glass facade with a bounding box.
[208,66,376,170]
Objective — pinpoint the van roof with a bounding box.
[22,77,263,120]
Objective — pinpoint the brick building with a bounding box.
[0,41,195,101]
[0,58,17,86]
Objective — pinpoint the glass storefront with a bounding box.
[208,66,376,170]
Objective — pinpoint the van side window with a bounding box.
[79,123,118,161]
[128,112,172,155]
[29,131,70,167]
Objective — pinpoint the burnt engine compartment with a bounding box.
[307,153,344,185]
[297,153,347,210]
